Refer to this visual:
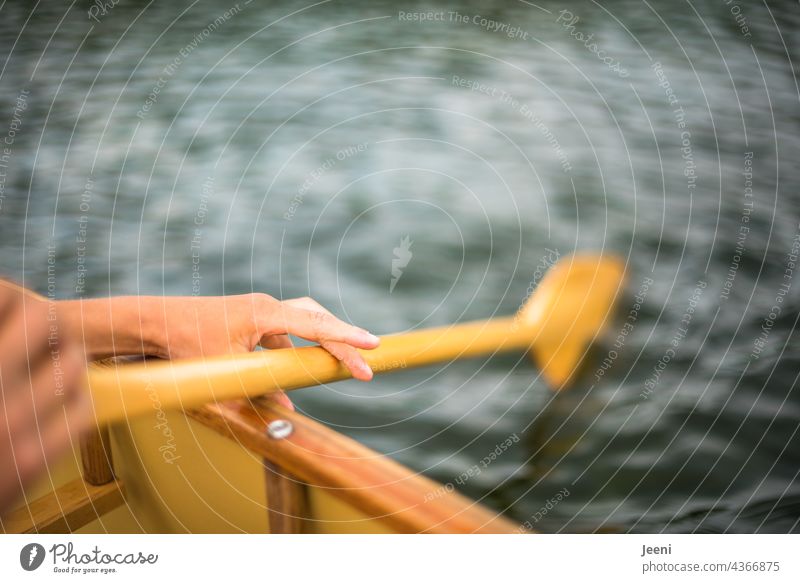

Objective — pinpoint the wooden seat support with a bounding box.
[2,426,125,534]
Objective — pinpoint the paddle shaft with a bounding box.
[87,315,536,424]
[87,253,626,424]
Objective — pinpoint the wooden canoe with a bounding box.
[3,397,520,534]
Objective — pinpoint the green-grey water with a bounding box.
[1,0,799,532]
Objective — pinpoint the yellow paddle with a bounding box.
[86,254,625,424]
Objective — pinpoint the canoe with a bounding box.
[2,254,624,534]
[4,398,519,534]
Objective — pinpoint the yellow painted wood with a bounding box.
[86,254,624,424]
[9,417,393,533]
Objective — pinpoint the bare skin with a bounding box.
[55,293,379,377]
[0,282,87,515]
[1,287,379,515]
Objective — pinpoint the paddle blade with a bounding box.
[519,254,625,390]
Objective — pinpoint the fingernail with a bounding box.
[358,330,380,345]
[359,362,374,380]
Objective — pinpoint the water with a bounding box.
[1,0,799,532]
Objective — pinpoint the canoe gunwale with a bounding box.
[187,399,521,534]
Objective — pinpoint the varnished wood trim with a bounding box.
[263,460,310,534]
[2,478,125,534]
[188,400,520,534]
[80,427,115,486]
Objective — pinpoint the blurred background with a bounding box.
[0,0,799,532]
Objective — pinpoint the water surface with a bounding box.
[1,0,799,532]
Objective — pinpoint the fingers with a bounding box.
[5,345,85,431]
[263,391,295,411]
[271,297,377,382]
[264,299,379,350]
[260,298,373,381]
[321,340,374,381]
[0,394,86,514]
[8,351,88,489]
[0,284,88,514]
[0,298,51,387]
[15,391,89,486]
[257,337,295,409]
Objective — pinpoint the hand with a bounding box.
[279,296,377,381]
[0,282,88,515]
[160,295,380,409]
[57,294,381,410]
[150,295,379,378]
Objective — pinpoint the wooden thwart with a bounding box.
[3,478,125,534]
[4,424,123,534]
[189,399,521,534]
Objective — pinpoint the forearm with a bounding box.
[57,297,165,360]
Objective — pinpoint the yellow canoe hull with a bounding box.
[16,414,394,534]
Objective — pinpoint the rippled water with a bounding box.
[1,0,799,532]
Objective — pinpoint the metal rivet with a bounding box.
[267,419,293,440]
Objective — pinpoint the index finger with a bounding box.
[266,304,380,350]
